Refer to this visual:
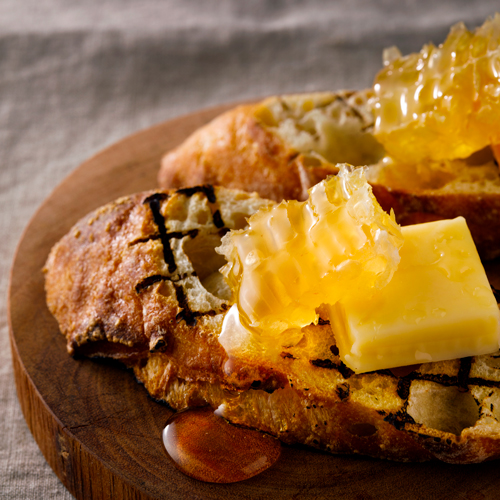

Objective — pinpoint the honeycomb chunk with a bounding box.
[217,165,403,352]
[373,14,500,164]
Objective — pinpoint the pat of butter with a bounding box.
[327,217,500,374]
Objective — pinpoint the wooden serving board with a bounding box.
[8,103,500,500]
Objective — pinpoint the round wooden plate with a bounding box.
[8,104,500,500]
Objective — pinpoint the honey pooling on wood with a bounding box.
[162,408,281,483]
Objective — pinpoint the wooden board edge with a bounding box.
[8,329,157,500]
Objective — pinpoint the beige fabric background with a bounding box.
[1,1,498,497]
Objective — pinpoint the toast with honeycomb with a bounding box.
[45,185,500,464]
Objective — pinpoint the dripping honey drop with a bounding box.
[162,408,281,483]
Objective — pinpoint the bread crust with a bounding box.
[159,104,319,202]
[158,91,375,202]
[45,186,500,464]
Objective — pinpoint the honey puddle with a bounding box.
[162,408,281,483]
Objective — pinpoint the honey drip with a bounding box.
[162,408,281,483]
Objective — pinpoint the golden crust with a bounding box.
[45,193,155,361]
[158,93,371,202]
[159,103,308,202]
[45,186,500,464]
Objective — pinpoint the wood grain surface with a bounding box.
[8,104,500,500]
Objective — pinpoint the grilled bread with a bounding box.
[158,90,384,203]
[158,90,500,260]
[45,185,500,464]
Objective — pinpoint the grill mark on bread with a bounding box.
[142,188,231,327]
[336,383,350,401]
[385,363,500,390]
[129,234,161,245]
[396,378,412,400]
[175,184,227,233]
[309,347,355,379]
[144,192,200,273]
[334,93,375,131]
[212,209,224,228]
[384,409,416,431]
[144,193,174,271]
[166,229,199,241]
[135,274,167,292]
[467,378,500,388]
[172,283,228,326]
[336,95,364,121]
[176,184,217,203]
[384,370,464,387]
[174,284,199,326]
[457,357,473,391]
[310,358,336,369]
[312,349,499,392]
[135,273,193,293]
[338,361,355,379]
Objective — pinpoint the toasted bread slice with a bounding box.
[158,90,384,203]
[45,185,500,464]
[158,90,500,260]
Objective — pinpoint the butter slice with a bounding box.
[327,217,500,374]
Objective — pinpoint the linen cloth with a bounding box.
[1,1,498,497]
